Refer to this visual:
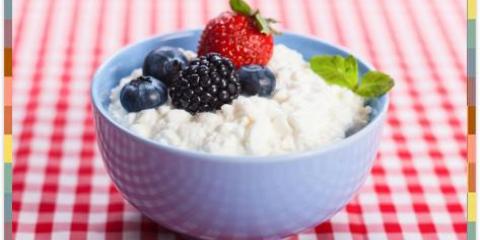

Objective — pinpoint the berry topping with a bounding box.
[238,65,276,96]
[142,46,188,86]
[120,76,168,112]
[169,53,241,114]
[197,0,279,68]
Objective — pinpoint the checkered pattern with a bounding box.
[12,0,467,239]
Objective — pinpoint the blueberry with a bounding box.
[237,65,276,97]
[120,76,167,112]
[142,46,188,86]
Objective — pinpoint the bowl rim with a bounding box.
[91,29,390,163]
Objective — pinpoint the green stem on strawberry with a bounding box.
[229,0,280,35]
[229,0,253,15]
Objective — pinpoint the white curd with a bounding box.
[108,45,371,156]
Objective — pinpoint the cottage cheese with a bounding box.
[108,45,371,156]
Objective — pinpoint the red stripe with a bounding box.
[315,221,334,236]
[13,0,57,235]
[201,0,209,24]
[105,185,124,239]
[140,216,161,239]
[352,1,379,69]
[404,0,466,161]
[177,0,184,30]
[34,0,82,238]
[428,0,466,83]
[402,0,466,237]
[345,200,367,234]
[302,0,317,35]
[122,0,133,45]
[12,0,31,66]
[451,0,467,30]
[150,0,157,35]
[68,0,106,238]
[378,0,441,236]
[14,0,56,156]
[353,2,403,237]
[276,0,290,29]
[327,0,346,45]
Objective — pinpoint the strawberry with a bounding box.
[198,0,279,68]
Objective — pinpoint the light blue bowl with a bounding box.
[91,30,388,240]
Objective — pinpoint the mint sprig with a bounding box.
[229,0,280,35]
[310,55,394,98]
[310,55,357,89]
[355,71,394,98]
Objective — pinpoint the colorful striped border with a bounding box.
[4,0,12,239]
[0,1,475,240]
[467,0,476,239]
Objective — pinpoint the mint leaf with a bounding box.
[310,55,394,98]
[310,55,358,89]
[344,55,359,87]
[355,71,394,98]
[229,0,253,16]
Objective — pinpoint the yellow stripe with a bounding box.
[469,0,476,19]
[468,192,476,222]
[4,135,12,163]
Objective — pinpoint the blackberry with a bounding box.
[169,53,241,113]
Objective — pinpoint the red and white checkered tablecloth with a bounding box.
[12,0,467,239]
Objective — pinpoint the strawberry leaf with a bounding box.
[230,0,253,16]
[253,11,281,35]
[229,0,280,35]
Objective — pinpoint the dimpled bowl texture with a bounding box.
[91,30,389,240]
